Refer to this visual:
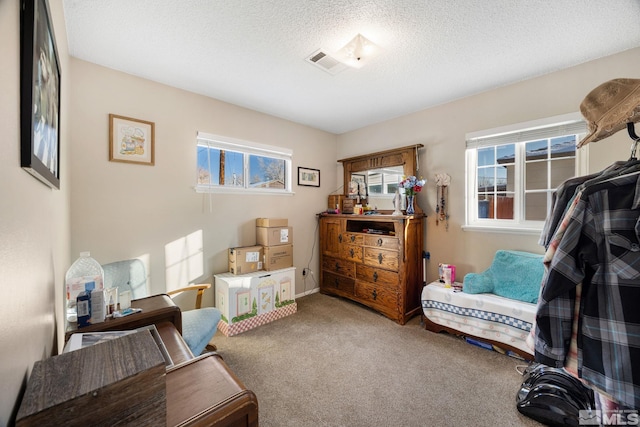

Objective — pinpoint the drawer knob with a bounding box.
[338,234,342,243]
[378,253,383,264]
[335,262,341,271]
[350,248,355,257]
[373,271,378,282]
[377,238,383,246]
[351,235,356,242]
[334,278,339,288]
[372,289,378,300]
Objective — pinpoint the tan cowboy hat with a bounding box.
[577,78,640,148]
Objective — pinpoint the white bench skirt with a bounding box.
[421,281,535,358]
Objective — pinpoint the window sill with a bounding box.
[195,186,294,196]
[461,224,542,235]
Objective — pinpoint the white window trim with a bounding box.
[463,112,589,233]
[195,132,294,195]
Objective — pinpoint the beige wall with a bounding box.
[68,59,337,310]
[337,47,640,283]
[0,0,70,423]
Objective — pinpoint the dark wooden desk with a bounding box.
[64,294,182,343]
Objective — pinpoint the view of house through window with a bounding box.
[196,132,292,193]
[465,114,586,231]
[365,167,403,195]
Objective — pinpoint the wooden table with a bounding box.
[64,294,182,343]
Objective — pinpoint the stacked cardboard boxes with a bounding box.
[219,218,296,335]
[227,218,294,275]
[255,218,293,271]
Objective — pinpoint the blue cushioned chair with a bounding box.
[102,259,221,356]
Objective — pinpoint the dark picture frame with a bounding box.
[298,167,320,187]
[20,0,61,189]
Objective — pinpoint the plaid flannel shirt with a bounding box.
[535,172,640,408]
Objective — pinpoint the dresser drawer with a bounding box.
[342,233,364,245]
[364,235,398,250]
[355,280,398,318]
[322,256,355,278]
[363,247,398,271]
[356,264,399,290]
[341,244,363,263]
[322,272,355,296]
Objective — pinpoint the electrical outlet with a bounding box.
[302,268,307,276]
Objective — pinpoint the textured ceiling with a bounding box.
[62,0,640,134]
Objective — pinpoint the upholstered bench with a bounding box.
[421,250,544,360]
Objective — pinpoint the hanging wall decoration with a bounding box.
[435,173,451,230]
[20,0,61,188]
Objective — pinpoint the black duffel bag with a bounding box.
[516,362,597,426]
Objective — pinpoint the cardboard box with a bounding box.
[214,267,297,336]
[256,226,293,246]
[228,245,264,275]
[263,244,293,271]
[256,218,288,227]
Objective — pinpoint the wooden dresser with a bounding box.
[319,213,424,324]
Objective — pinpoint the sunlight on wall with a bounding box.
[164,230,204,291]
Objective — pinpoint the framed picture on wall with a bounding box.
[20,0,61,189]
[109,114,155,165]
[298,167,320,187]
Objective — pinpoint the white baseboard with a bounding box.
[296,287,319,299]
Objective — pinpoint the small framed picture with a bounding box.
[298,167,320,187]
[109,114,155,165]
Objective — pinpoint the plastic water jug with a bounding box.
[65,252,104,324]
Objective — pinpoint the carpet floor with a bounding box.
[212,292,543,427]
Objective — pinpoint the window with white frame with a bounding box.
[196,132,293,194]
[464,113,588,232]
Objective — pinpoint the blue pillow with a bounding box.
[463,250,544,304]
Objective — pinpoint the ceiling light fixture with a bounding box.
[334,33,381,69]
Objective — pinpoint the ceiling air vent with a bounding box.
[305,49,347,75]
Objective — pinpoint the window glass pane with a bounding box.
[496,144,515,165]
[495,193,514,219]
[248,155,285,189]
[197,145,217,185]
[525,192,548,221]
[478,147,495,166]
[525,160,548,190]
[496,165,512,191]
[222,150,244,187]
[526,139,548,161]
[478,194,493,219]
[477,167,494,192]
[550,157,575,188]
[550,135,576,159]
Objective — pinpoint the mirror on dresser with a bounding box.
[338,144,424,212]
